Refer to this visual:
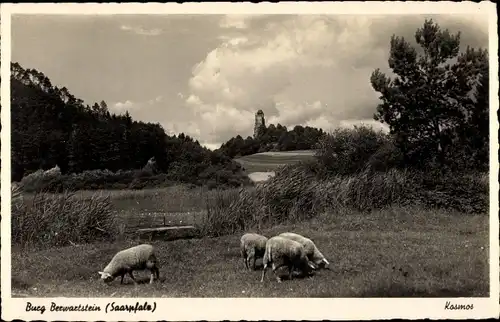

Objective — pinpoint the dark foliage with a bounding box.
[370,19,489,172]
[217,124,326,158]
[11,62,250,190]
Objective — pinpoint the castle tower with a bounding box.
[254,109,265,138]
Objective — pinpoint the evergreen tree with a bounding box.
[370,19,488,170]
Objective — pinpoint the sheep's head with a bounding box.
[303,260,317,276]
[98,271,115,284]
[315,258,330,270]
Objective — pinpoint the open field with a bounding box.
[234,150,317,174]
[11,189,489,297]
[247,172,276,182]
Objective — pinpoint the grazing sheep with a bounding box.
[279,232,330,269]
[98,244,160,285]
[240,233,268,270]
[260,236,316,283]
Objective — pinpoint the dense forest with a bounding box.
[10,62,248,188]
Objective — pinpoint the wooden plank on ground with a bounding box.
[137,225,196,233]
[136,225,199,242]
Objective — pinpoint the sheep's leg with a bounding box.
[128,271,138,285]
[120,274,125,284]
[247,249,255,271]
[252,256,257,271]
[260,264,268,282]
[155,267,160,280]
[149,267,158,284]
[288,265,294,281]
[272,263,284,283]
[241,248,249,270]
[245,254,252,270]
[249,255,256,271]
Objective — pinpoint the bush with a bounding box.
[18,169,61,192]
[316,125,398,176]
[17,166,252,193]
[11,190,119,249]
[411,171,489,214]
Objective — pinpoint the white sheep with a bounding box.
[260,236,316,283]
[279,232,330,270]
[98,244,160,285]
[240,233,268,271]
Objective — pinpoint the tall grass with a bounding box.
[199,188,243,237]
[316,168,416,212]
[199,161,489,238]
[11,188,118,249]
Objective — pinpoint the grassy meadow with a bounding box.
[11,176,489,297]
[11,198,488,297]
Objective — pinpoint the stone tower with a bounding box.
[254,109,265,138]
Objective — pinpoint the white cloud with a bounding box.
[120,25,162,36]
[147,96,163,104]
[113,100,135,111]
[201,142,222,151]
[184,15,389,142]
[112,95,162,114]
[112,15,487,146]
[186,94,202,106]
[304,115,337,133]
[339,119,390,133]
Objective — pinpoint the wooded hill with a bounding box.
[10,62,249,188]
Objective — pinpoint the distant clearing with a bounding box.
[235,150,317,174]
[247,171,276,182]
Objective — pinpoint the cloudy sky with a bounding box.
[11,13,489,150]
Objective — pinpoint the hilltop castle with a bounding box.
[254,110,266,138]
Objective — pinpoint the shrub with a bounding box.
[11,190,119,249]
[17,166,252,193]
[316,125,395,176]
[18,169,62,192]
[411,171,489,214]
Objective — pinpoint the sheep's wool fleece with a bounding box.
[241,233,268,251]
[104,244,155,275]
[265,236,308,264]
[279,233,325,263]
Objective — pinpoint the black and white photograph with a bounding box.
[1,2,498,321]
